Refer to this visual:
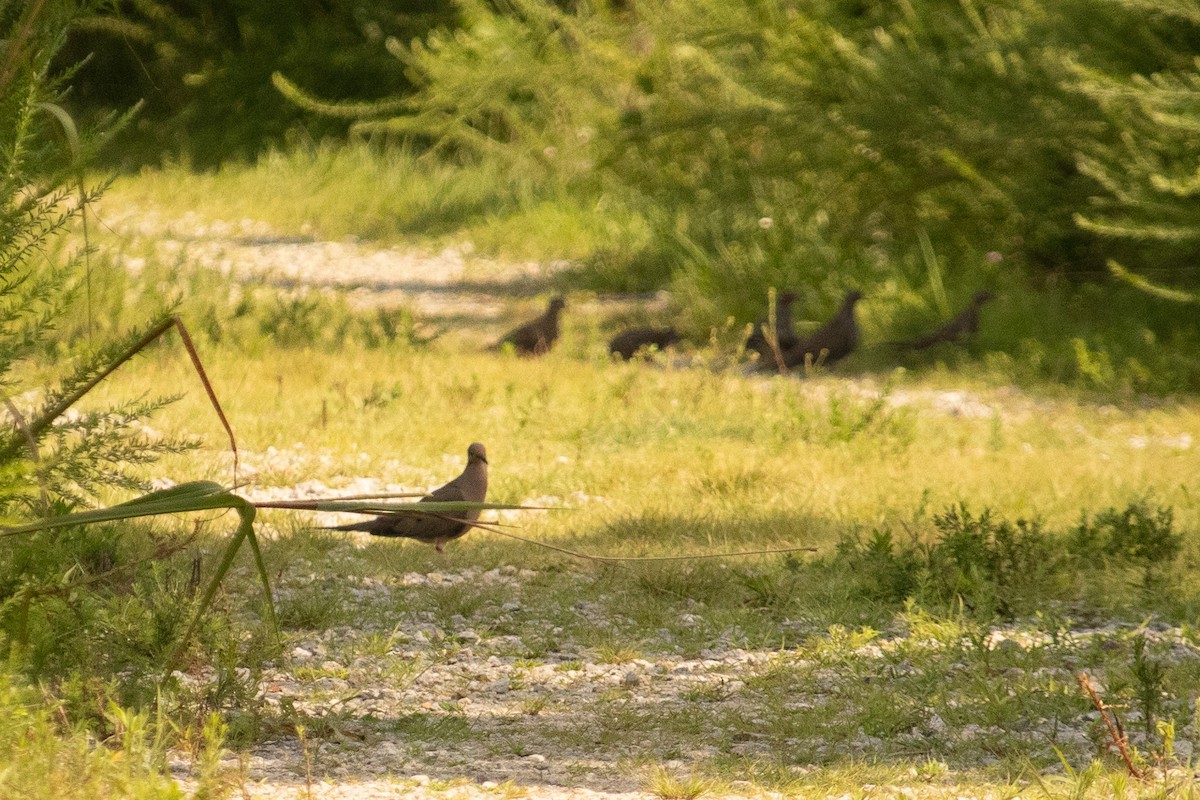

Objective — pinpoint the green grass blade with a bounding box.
[254,499,548,513]
[163,501,257,673]
[112,481,228,507]
[33,102,80,164]
[0,482,240,536]
[242,517,278,637]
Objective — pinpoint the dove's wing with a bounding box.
[424,482,466,503]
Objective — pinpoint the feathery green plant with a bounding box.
[1071,0,1200,301]
[0,1,270,699]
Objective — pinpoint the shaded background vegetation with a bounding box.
[59,0,1200,390]
[59,0,461,167]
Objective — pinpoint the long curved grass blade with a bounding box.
[251,492,426,508]
[33,100,91,341]
[111,481,229,507]
[33,102,81,163]
[0,481,237,536]
[253,498,545,514]
[241,518,278,635]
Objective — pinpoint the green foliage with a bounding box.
[924,505,1061,619]
[832,529,921,604]
[1128,634,1166,735]
[1068,499,1181,587]
[266,0,1200,357]
[1071,0,1200,301]
[284,1,1084,297]
[0,670,227,799]
[831,500,1185,619]
[0,0,179,509]
[0,5,280,754]
[276,0,621,165]
[63,0,461,166]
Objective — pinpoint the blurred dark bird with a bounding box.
[609,326,681,360]
[778,290,863,371]
[745,291,799,362]
[325,443,489,553]
[493,296,566,355]
[894,290,996,351]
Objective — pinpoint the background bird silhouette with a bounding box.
[609,326,681,360]
[895,290,995,351]
[778,290,863,370]
[324,443,489,553]
[493,296,566,355]
[745,291,799,362]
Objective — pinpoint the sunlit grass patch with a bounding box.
[643,764,712,800]
[103,143,641,263]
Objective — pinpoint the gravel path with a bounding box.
[172,560,1200,800]
[196,567,789,800]
[99,205,666,335]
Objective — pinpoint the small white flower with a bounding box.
[985,251,1004,264]
[758,217,774,230]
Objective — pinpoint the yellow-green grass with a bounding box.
[89,336,1200,558]
[0,675,225,800]
[101,143,642,263]
[45,231,1200,792]
[57,336,1200,794]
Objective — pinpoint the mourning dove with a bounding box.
[778,290,863,370]
[326,443,489,553]
[894,290,995,351]
[493,296,566,355]
[609,326,681,360]
[745,291,799,360]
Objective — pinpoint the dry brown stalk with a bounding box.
[1077,672,1144,780]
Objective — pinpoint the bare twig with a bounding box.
[765,288,788,374]
[170,316,239,484]
[1078,672,1144,779]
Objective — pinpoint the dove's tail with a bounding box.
[321,520,384,534]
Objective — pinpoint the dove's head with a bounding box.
[779,291,798,305]
[548,296,567,313]
[467,442,488,464]
[973,290,996,305]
